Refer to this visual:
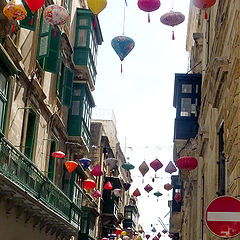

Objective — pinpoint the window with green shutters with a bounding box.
[0,68,8,134]
[24,109,36,160]
[20,0,37,31]
[37,14,61,73]
[48,139,56,182]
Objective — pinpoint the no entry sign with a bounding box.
[205,196,240,238]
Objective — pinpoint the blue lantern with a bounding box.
[111,35,135,72]
[79,158,91,170]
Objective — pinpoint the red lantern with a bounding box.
[65,161,78,173]
[25,0,45,13]
[115,228,122,235]
[137,0,161,23]
[104,181,113,190]
[193,0,216,19]
[174,192,182,203]
[91,164,103,176]
[176,156,198,174]
[84,179,96,192]
[52,151,65,159]
[133,188,141,197]
[164,183,173,191]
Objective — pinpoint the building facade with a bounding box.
[170,0,240,239]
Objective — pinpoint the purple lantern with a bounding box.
[162,229,167,234]
[91,164,103,176]
[165,161,177,174]
[150,158,163,181]
[144,184,153,196]
[123,182,131,191]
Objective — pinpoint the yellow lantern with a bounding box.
[121,231,127,236]
[3,0,27,32]
[87,0,107,27]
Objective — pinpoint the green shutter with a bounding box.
[37,15,51,59]
[20,0,37,31]
[57,59,64,100]
[48,140,56,182]
[41,28,61,73]
[63,67,74,107]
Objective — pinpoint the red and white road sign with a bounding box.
[205,196,240,238]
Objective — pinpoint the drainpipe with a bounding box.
[201,175,204,240]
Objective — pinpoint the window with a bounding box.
[78,29,88,47]
[217,123,226,196]
[182,84,192,93]
[24,109,36,160]
[181,98,191,116]
[48,139,56,182]
[0,71,8,133]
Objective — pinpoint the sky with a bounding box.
[92,0,191,238]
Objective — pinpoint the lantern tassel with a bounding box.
[205,10,207,19]
[172,30,175,40]
[121,63,123,73]
[30,16,34,26]
[94,15,97,28]
[12,23,14,33]
[148,13,150,23]
[54,28,56,37]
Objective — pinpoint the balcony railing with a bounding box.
[0,136,81,225]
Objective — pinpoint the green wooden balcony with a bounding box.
[0,135,81,226]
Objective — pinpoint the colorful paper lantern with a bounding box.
[84,179,96,192]
[52,151,65,159]
[92,189,101,198]
[121,231,127,236]
[165,161,177,174]
[164,183,173,191]
[162,229,167,234]
[133,188,141,197]
[115,228,122,235]
[101,238,108,240]
[43,4,69,36]
[104,181,113,190]
[25,0,45,13]
[168,233,174,238]
[3,0,27,32]
[106,158,118,170]
[87,0,107,27]
[144,184,153,195]
[111,36,135,73]
[122,162,135,171]
[137,236,143,240]
[91,164,103,176]
[174,192,182,203]
[139,161,149,182]
[153,191,162,201]
[176,156,198,174]
[151,227,156,232]
[152,237,159,240]
[79,158,91,170]
[193,0,216,19]
[160,10,185,40]
[113,188,122,197]
[65,161,78,173]
[146,234,150,239]
[157,232,161,238]
[123,182,131,191]
[150,158,163,181]
[137,0,161,22]
[123,236,129,240]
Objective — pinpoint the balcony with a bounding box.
[123,205,137,231]
[0,135,81,236]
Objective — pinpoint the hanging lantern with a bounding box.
[165,161,177,174]
[176,156,198,175]
[121,231,127,236]
[113,188,122,197]
[137,236,143,240]
[153,191,163,201]
[122,162,135,171]
[146,234,150,239]
[101,238,108,240]
[115,228,122,235]
[52,151,65,159]
[3,0,27,32]
[111,36,135,73]
[84,179,96,192]
[133,188,141,197]
[123,236,129,240]
[150,158,163,182]
[91,164,103,176]
[151,227,156,232]
[43,4,69,36]
[104,181,113,190]
[106,158,118,171]
[164,183,173,191]
[157,232,161,238]
[137,0,161,23]
[168,233,174,238]
[25,0,45,26]
[65,161,78,173]
[79,158,91,170]
[139,229,144,234]
[174,192,182,203]
[152,237,159,240]
[92,189,101,198]
[193,0,216,19]
[144,184,153,196]
[139,161,149,183]
[162,229,167,234]
[123,182,131,191]
[160,10,185,40]
[87,0,107,27]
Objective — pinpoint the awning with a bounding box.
[0,44,18,76]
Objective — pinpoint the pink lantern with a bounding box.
[150,158,163,181]
[157,232,161,238]
[144,184,153,196]
[165,161,177,174]
[93,189,101,198]
[138,0,161,23]
[91,164,103,176]
[160,10,185,40]
[43,4,69,36]
[152,237,159,240]
[174,192,182,203]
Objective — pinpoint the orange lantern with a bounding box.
[193,0,216,19]
[65,161,78,173]
[3,0,27,32]
[84,179,96,192]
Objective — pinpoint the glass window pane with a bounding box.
[79,19,88,26]
[78,29,87,47]
[181,98,191,117]
[0,100,3,130]
[0,73,7,94]
[196,84,199,93]
[72,101,80,115]
[182,84,192,93]
[73,88,81,96]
